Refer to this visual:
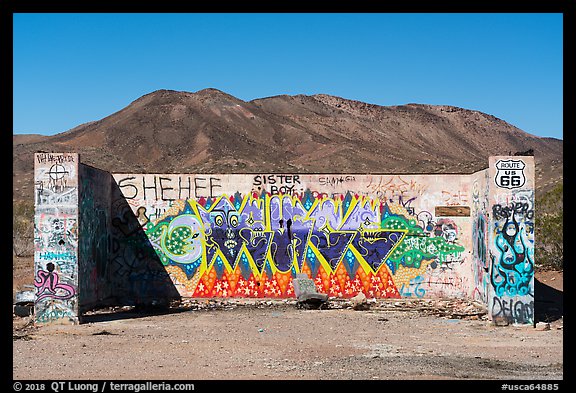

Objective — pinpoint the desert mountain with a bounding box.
[13,88,562,202]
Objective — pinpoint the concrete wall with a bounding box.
[32,154,536,325]
[110,173,472,300]
[77,164,113,313]
[470,168,490,304]
[108,178,181,308]
[34,153,80,324]
[487,156,535,325]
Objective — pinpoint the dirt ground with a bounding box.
[13,270,563,381]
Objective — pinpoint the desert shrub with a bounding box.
[535,184,563,270]
[13,200,35,257]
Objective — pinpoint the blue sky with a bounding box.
[13,13,563,139]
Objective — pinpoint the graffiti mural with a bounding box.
[490,202,534,297]
[107,182,182,307]
[34,153,79,324]
[488,156,535,325]
[139,191,465,299]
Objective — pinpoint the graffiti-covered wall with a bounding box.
[487,156,535,325]
[108,179,180,307]
[77,164,112,312]
[470,168,490,304]
[110,174,472,301]
[33,154,536,325]
[34,153,80,324]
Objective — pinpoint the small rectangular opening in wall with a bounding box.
[435,206,471,217]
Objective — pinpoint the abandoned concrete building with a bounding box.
[33,153,535,326]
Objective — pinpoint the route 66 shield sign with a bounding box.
[495,159,526,189]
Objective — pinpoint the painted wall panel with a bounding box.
[78,164,113,313]
[34,153,79,324]
[487,156,535,325]
[110,173,472,301]
[470,168,490,304]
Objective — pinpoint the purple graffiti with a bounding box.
[34,263,76,301]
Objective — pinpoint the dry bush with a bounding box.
[535,183,563,270]
[13,200,34,257]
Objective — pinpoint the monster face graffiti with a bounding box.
[491,211,534,297]
[142,192,465,299]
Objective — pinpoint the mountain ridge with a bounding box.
[12,88,562,202]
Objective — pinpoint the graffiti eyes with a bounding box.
[214,215,224,226]
[505,224,517,237]
[212,212,240,228]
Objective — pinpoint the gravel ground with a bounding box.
[13,299,563,381]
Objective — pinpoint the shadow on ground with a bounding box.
[534,277,563,323]
[80,306,191,324]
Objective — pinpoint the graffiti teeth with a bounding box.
[225,239,237,249]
